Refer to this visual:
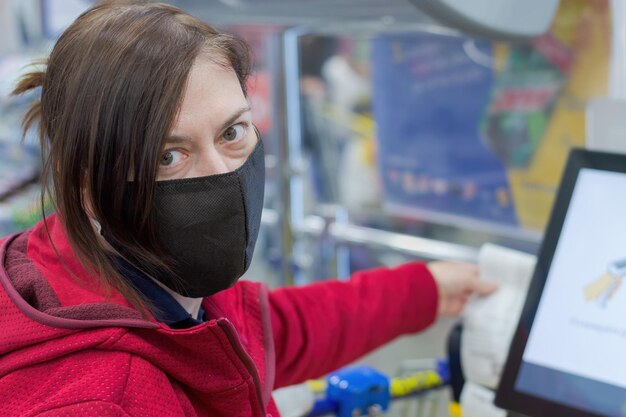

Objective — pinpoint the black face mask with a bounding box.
[148,138,265,297]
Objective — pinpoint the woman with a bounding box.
[0,2,496,416]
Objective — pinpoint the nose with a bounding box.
[194,145,232,177]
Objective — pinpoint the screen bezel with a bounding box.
[495,148,626,417]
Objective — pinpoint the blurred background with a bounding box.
[0,0,620,415]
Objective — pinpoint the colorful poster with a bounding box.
[504,0,611,230]
[372,0,610,233]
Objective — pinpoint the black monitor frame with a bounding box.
[495,148,626,417]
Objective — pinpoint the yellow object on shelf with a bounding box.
[306,379,327,395]
[389,370,444,397]
[449,401,463,416]
[307,368,445,398]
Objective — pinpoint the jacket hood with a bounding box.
[0,216,158,358]
[0,215,275,411]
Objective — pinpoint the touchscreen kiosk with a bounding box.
[496,148,626,417]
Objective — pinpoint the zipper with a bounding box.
[218,318,267,417]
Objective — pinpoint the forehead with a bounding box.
[170,56,247,134]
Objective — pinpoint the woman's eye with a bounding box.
[159,150,185,167]
[222,124,246,142]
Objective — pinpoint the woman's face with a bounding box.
[157,56,256,180]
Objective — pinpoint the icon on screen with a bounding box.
[584,258,625,307]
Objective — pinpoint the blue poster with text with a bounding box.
[372,33,517,229]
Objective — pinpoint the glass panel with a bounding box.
[295,0,611,279]
[220,24,290,287]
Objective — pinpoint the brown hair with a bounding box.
[12,0,251,313]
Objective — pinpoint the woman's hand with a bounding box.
[427,261,497,317]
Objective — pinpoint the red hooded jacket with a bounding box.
[0,215,438,416]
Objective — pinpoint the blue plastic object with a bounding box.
[436,358,451,385]
[308,397,337,417]
[326,365,390,417]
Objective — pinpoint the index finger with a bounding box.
[470,279,498,296]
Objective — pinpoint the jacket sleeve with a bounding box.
[269,261,438,388]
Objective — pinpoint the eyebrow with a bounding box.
[164,106,252,144]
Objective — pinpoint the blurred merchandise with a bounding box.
[0,143,39,199]
[274,362,449,417]
[0,51,46,237]
[0,52,42,144]
[0,183,52,236]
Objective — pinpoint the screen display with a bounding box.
[513,168,626,417]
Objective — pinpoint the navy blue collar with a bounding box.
[115,258,205,329]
